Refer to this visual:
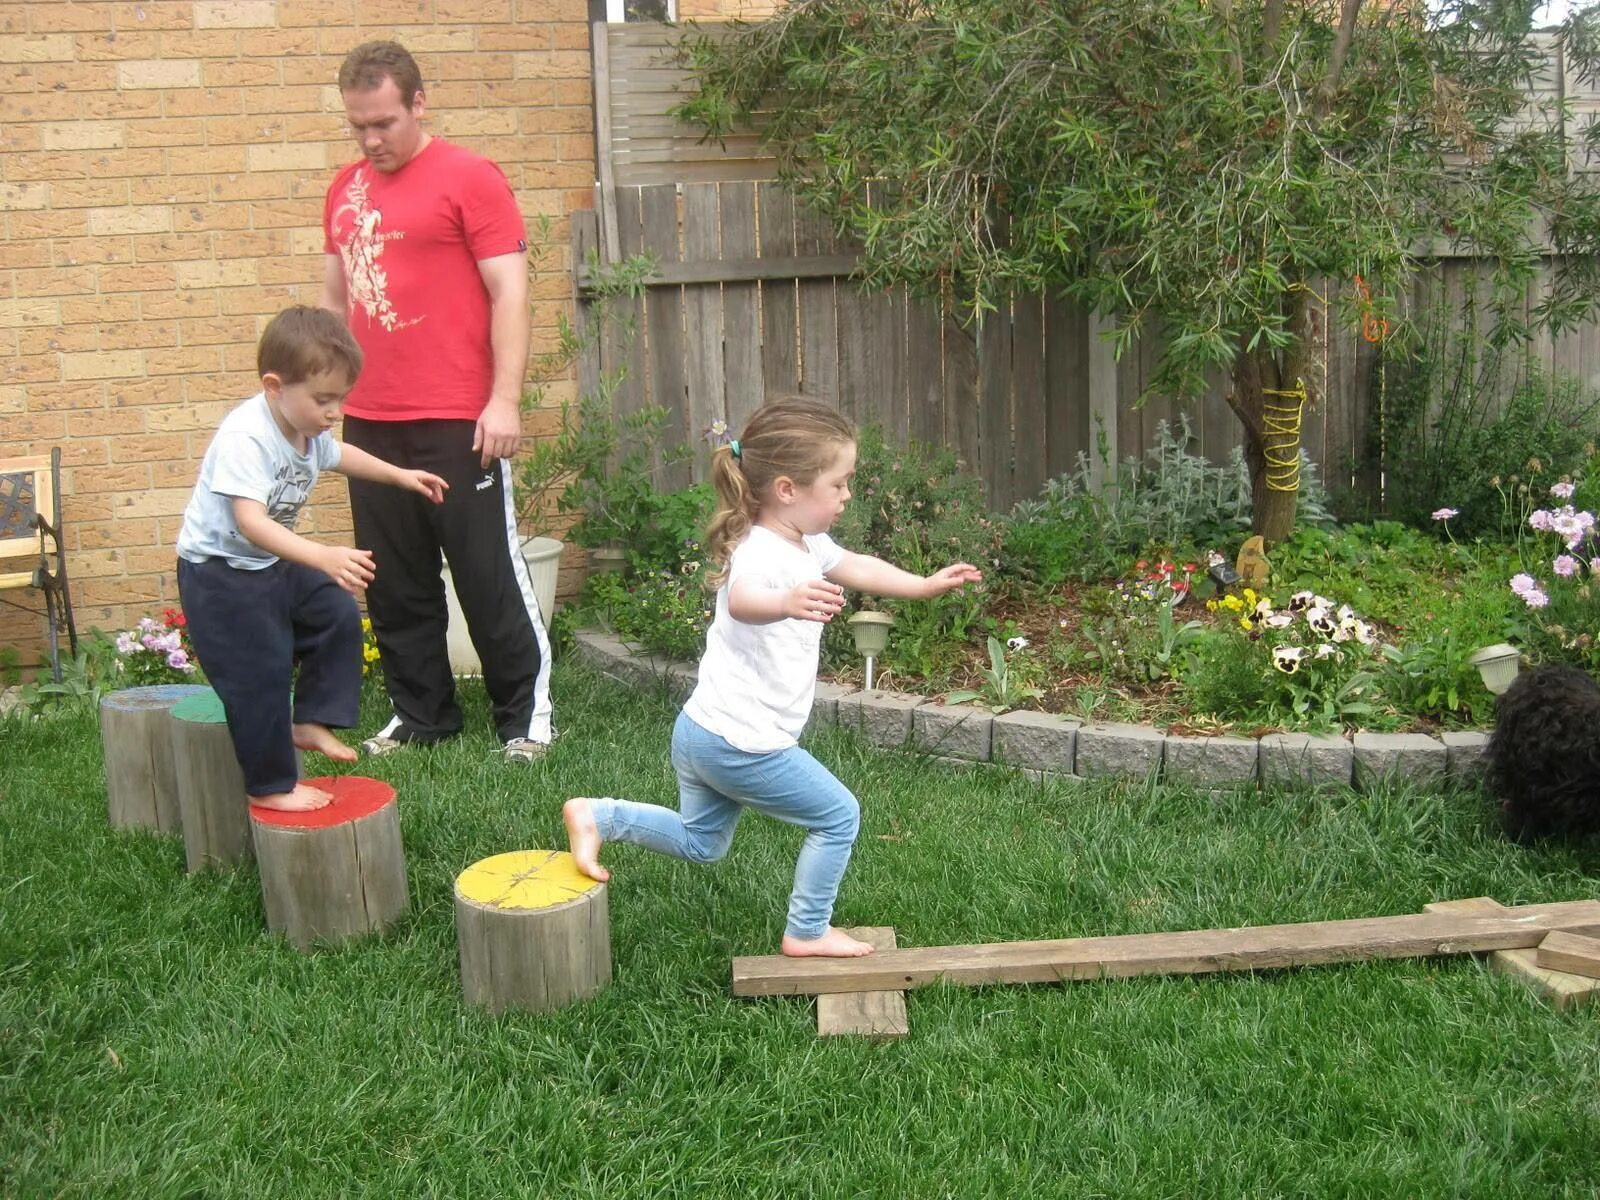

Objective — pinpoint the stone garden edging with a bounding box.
[571,629,1489,792]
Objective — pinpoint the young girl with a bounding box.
[564,398,982,958]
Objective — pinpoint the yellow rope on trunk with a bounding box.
[1262,378,1306,493]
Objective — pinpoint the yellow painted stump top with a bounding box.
[456,850,601,911]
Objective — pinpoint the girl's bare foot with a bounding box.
[292,722,358,763]
[251,782,334,811]
[781,927,876,958]
[563,797,610,882]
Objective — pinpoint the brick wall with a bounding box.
[0,0,766,668]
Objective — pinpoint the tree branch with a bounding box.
[1215,0,1245,85]
[1316,0,1365,117]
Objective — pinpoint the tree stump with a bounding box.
[99,684,211,833]
[170,689,251,873]
[455,850,611,1014]
[250,776,408,951]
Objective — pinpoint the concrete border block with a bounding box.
[992,710,1078,775]
[1259,732,1352,789]
[1163,733,1259,787]
[1441,730,1490,783]
[1075,721,1164,782]
[911,702,994,761]
[836,690,921,750]
[1352,731,1448,790]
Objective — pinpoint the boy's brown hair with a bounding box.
[338,40,424,105]
[256,306,363,386]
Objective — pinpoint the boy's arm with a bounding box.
[332,443,448,504]
[827,551,983,600]
[231,498,374,595]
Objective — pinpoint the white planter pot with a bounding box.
[443,536,564,676]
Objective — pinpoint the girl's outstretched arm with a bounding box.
[827,552,982,600]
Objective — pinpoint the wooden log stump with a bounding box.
[250,776,408,951]
[99,684,211,833]
[455,850,610,1014]
[170,689,251,873]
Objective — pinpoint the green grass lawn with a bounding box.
[4,662,1599,1198]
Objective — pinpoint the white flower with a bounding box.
[1272,646,1304,674]
[1306,606,1336,637]
[1006,636,1029,651]
[1315,642,1339,659]
[1263,612,1294,629]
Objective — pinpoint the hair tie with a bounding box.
[728,439,742,460]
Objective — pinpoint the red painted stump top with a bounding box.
[248,776,396,829]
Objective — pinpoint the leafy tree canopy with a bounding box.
[678,1,1600,539]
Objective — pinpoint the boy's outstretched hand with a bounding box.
[401,470,448,504]
[921,562,984,598]
[321,545,377,596]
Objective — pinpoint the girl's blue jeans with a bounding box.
[589,711,860,941]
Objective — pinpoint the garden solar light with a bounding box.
[1206,551,1240,588]
[1469,643,1522,696]
[847,610,894,691]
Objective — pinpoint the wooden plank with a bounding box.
[757,181,800,396]
[616,159,778,188]
[906,289,944,448]
[571,210,601,409]
[978,299,1013,509]
[1043,292,1088,479]
[731,900,1600,997]
[794,200,839,402]
[1536,930,1600,979]
[1085,313,1120,491]
[611,185,649,432]
[639,183,691,488]
[593,22,621,264]
[1011,289,1046,504]
[944,307,980,474]
[578,254,860,292]
[682,182,726,481]
[815,926,909,1039]
[1430,898,1600,1011]
[719,181,764,431]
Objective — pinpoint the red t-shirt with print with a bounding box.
[323,138,527,422]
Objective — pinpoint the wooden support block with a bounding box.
[1425,897,1600,1011]
[99,684,211,833]
[170,689,251,873]
[817,927,908,1039]
[455,850,611,1014]
[731,900,1600,997]
[250,776,408,951]
[1536,931,1600,979]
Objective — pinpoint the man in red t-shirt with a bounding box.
[321,40,552,762]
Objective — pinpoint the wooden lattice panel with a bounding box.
[0,456,51,563]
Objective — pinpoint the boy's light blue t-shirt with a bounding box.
[175,392,342,570]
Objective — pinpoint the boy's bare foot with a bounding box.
[562,797,610,882]
[292,722,358,763]
[250,782,334,811]
[781,927,877,958]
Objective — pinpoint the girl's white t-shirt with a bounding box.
[683,526,846,753]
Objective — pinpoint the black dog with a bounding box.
[1484,665,1600,842]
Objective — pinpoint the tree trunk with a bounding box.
[1227,293,1314,548]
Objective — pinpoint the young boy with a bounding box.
[176,305,447,811]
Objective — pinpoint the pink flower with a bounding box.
[1551,481,1576,500]
[115,633,137,655]
[1530,510,1553,532]
[1554,555,1579,577]
[1510,573,1536,595]
[1431,507,1458,521]
[167,650,190,670]
[1523,588,1550,609]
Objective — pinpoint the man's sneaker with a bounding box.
[500,737,548,763]
[361,735,407,758]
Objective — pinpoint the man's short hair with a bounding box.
[257,306,363,386]
[338,40,423,106]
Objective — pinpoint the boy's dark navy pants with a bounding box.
[176,557,362,796]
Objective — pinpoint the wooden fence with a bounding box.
[576,23,1600,514]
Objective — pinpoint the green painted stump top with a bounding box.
[99,683,210,712]
[170,689,224,724]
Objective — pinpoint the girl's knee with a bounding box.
[827,793,860,842]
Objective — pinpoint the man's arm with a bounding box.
[473,250,531,468]
[320,253,348,315]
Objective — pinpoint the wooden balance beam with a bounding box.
[731,900,1600,998]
